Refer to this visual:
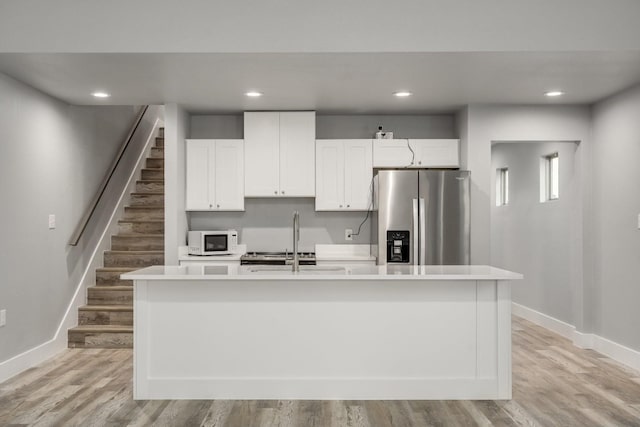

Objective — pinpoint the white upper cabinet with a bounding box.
[244,111,315,197]
[185,139,244,211]
[316,139,372,211]
[243,112,280,196]
[372,139,459,168]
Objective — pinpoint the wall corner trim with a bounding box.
[512,303,640,373]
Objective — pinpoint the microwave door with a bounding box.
[204,234,228,252]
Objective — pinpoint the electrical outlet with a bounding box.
[48,214,56,229]
[0,309,6,327]
[345,229,353,241]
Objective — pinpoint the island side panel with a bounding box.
[497,280,513,399]
[134,278,509,400]
[133,279,149,400]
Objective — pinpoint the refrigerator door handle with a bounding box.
[419,198,426,265]
[412,198,419,266]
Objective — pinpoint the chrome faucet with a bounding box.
[292,210,300,272]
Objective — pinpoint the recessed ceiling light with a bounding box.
[545,91,564,97]
[92,91,110,98]
[246,91,263,97]
[394,91,412,97]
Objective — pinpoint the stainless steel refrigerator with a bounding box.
[373,170,470,265]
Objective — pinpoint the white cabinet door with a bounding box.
[344,140,373,210]
[372,139,414,168]
[186,139,213,210]
[214,139,244,210]
[316,139,372,211]
[279,112,316,197]
[244,112,280,196]
[411,139,459,168]
[315,140,344,210]
[373,139,459,168]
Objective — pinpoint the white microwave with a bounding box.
[188,230,238,255]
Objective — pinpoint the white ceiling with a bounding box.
[1,52,640,113]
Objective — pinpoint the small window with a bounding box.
[540,153,559,202]
[496,167,509,206]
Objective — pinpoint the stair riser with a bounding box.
[96,272,133,287]
[136,181,164,193]
[146,158,164,169]
[149,147,164,159]
[111,236,164,251]
[103,253,164,268]
[119,222,164,234]
[79,310,133,326]
[141,169,164,180]
[123,207,164,220]
[155,137,164,147]
[130,194,164,206]
[68,332,133,349]
[158,128,164,138]
[88,289,133,305]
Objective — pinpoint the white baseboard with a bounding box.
[511,302,574,340]
[0,118,162,385]
[513,302,640,373]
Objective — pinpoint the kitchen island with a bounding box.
[122,265,522,400]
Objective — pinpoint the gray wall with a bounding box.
[591,84,640,350]
[186,113,455,252]
[2,1,639,52]
[491,142,579,324]
[0,72,140,362]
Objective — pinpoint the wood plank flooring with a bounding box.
[2,316,640,426]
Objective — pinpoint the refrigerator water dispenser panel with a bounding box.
[387,230,410,263]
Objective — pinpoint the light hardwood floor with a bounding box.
[2,316,640,426]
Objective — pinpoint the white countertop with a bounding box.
[122,264,522,281]
[177,245,246,261]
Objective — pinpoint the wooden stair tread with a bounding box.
[125,205,164,209]
[137,179,164,183]
[80,305,133,311]
[105,250,164,254]
[69,325,132,333]
[118,219,164,223]
[96,267,137,272]
[89,286,132,291]
[114,234,164,238]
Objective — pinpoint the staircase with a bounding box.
[68,129,165,348]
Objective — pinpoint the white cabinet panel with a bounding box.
[316,139,372,211]
[373,139,459,168]
[186,139,244,211]
[279,112,315,196]
[372,139,413,168]
[185,139,212,210]
[215,139,244,210]
[244,112,280,196]
[315,141,344,210]
[411,139,459,168]
[344,140,373,210]
[244,111,315,197]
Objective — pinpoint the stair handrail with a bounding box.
[68,105,150,246]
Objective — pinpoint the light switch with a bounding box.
[0,309,6,327]
[48,214,56,229]
[637,213,640,229]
